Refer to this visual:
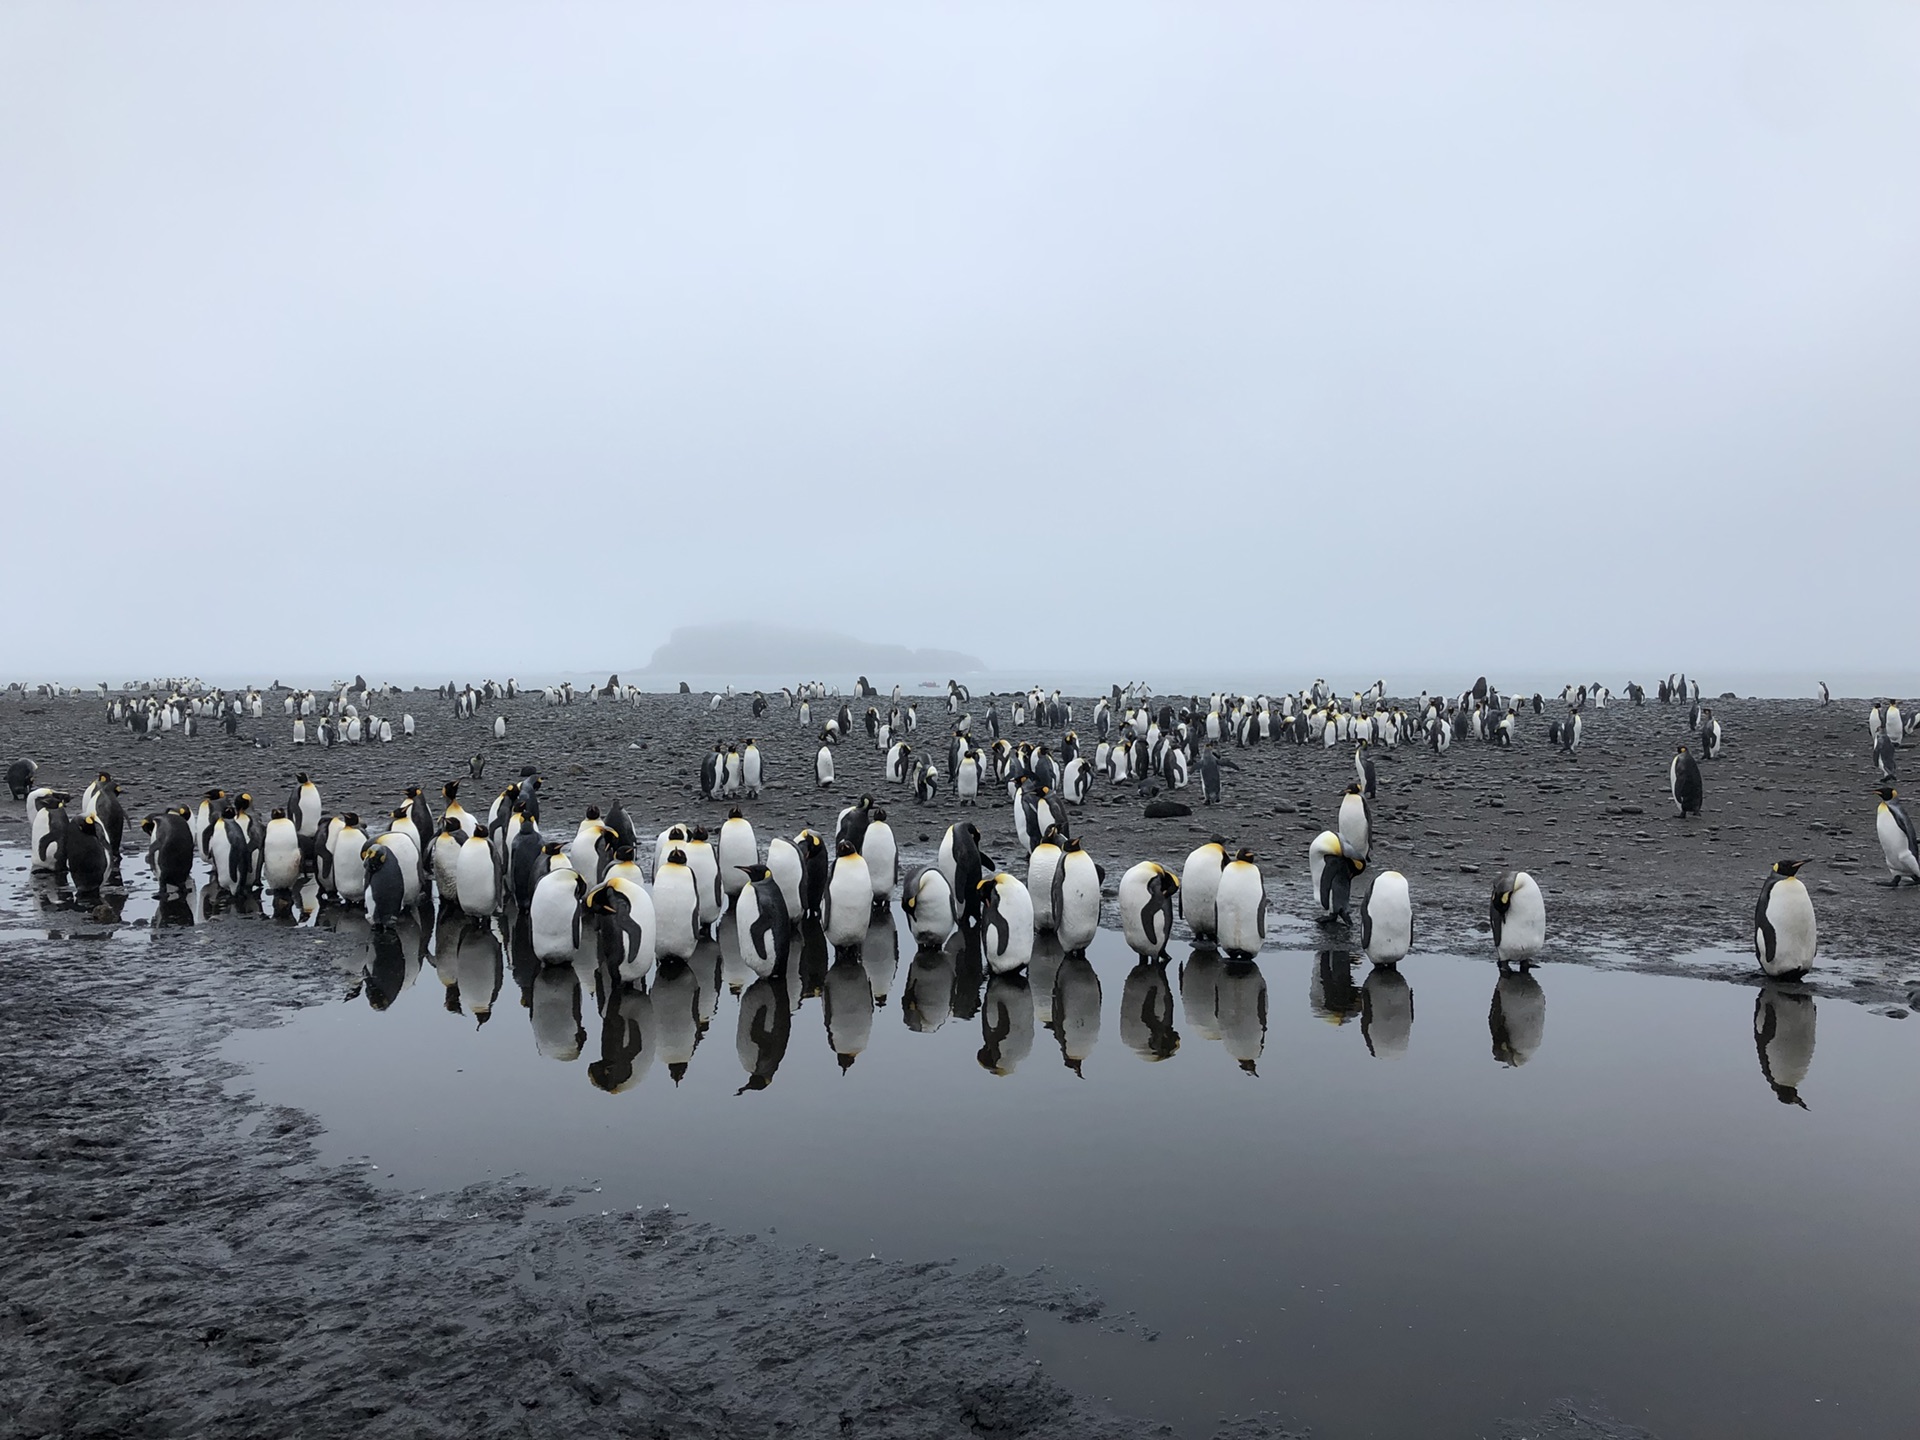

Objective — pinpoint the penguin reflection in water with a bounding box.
[1489,962,1546,1067]
[1753,982,1817,1108]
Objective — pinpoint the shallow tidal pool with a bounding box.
[199,897,1920,1440]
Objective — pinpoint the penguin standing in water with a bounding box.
[976,872,1035,975]
[142,810,196,894]
[1212,849,1267,959]
[65,815,111,894]
[1489,871,1546,962]
[1308,831,1365,923]
[1875,788,1920,885]
[1359,870,1412,964]
[823,840,872,950]
[362,843,407,929]
[1180,840,1228,940]
[732,863,790,978]
[900,865,956,949]
[1670,744,1704,818]
[1754,983,1817,1108]
[1754,859,1817,979]
[795,829,830,919]
[1117,861,1179,958]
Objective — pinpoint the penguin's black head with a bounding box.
[271,807,287,820]
[729,807,743,820]
[1771,858,1811,877]
[1344,782,1362,796]
[1235,848,1257,863]
[343,811,361,827]
[1676,743,1690,754]
[836,839,858,858]
[441,816,463,833]
[542,841,566,856]
[871,808,887,823]
[221,804,237,819]
[1876,786,1897,801]
[739,863,770,881]
[472,822,489,839]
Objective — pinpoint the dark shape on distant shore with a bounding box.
[642,623,984,677]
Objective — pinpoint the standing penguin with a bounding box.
[976,872,1035,975]
[1213,849,1267,959]
[142,810,196,894]
[1490,871,1546,963]
[716,810,758,898]
[1359,870,1412,964]
[1053,837,1102,953]
[1353,742,1377,800]
[1874,787,1920,886]
[362,843,407,929]
[1337,782,1372,862]
[6,758,37,801]
[795,829,830,919]
[824,840,872,950]
[900,865,956,950]
[1669,744,1704,818]
[587,874,657,984]
[263,809,304,891]
[733,862,792,978]
[1179,839,1228,940]
[1699,707,1723,760]
[456,824,499,919]
[1117,861,1179,958]
[1308,831,1365,923]
[64,815,111,893]
[650,849,702,961]
[860,809,898,905]
[815,740,835,788]
[742,740,764,798]
[1754,859,1816,979]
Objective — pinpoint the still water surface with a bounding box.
[193,897,1920,1440]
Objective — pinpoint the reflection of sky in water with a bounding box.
[8,848,1916,1440]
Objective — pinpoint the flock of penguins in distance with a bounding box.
[8,671,1920,1088]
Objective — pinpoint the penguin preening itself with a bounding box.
[1359,870,1412,964]
[1669,744,1704,818]
[1873,788,1920,886]
[1489,871,1545,963]
[1308,830,1365,923]
[1754,859,1816,980]
[1117,861,1179,958]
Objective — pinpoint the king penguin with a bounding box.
[1875,787,1920,885]
[1754,859,1816,979]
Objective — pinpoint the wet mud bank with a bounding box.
[0,922,1179,1440]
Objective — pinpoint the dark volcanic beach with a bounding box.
[2,684,1915,1439]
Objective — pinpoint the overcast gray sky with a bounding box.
[4,2,1916,685]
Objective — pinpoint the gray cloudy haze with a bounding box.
[3,2,1917,688]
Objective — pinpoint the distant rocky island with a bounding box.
[640,623,984,679]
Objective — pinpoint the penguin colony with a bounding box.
[10,672,1910,1076]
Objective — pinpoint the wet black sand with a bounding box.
[2,684,1910,1438]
